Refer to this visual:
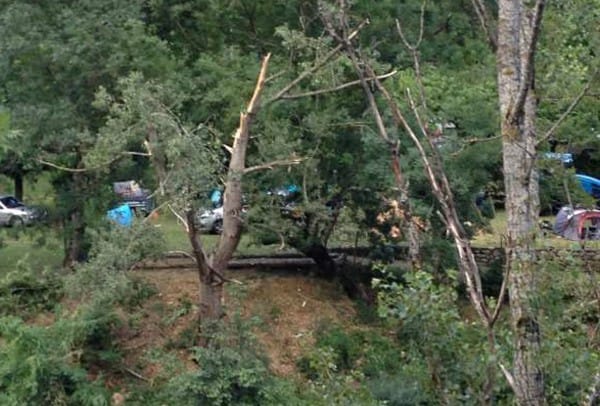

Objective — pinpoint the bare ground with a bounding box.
[117,267,358,379]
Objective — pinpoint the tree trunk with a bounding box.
[13,172,23,201]
[497,0,545,403]
[300,242,337,279]
[211,54,271,274]
[185,210,223,327]
[62,168,87,268]
[63,204,86,268]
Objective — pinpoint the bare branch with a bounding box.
[37,158,90,172]
[395,1,426,51]
[244,157,304,174]
[222,144,234,155]
[168,204,188,232]
[471,0,498,52]
[280,71,398,100]
[266,19,369,104]
[247,53,272,114]
[37,150,151,173]
[124,368,149,382]
[499,363,519,396]
[450,135,502,157]
[396,2,427,108]
[490,241,511,326]
[537,68,599,146]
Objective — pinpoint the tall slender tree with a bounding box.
[495,1,546,403]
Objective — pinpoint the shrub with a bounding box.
[0,262,63,318]
[0,316,110,405]
[132,308,282,405]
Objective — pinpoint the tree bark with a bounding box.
[185,210,223,328]
[211,53,271,273]
[63,205,86,267]
[13,172,23,201]
[497,1,545,403]
[62,159,87,268]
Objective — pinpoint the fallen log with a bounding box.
[138,255,317,271]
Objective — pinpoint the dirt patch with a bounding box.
[118,269,356,378]
[119,267,358,378]
[240,271,357,376]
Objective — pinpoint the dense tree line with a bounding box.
[0,0,598,404]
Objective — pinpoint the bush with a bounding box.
[138,311,291,406]
[0,316,111,405]
[0,263,63,318]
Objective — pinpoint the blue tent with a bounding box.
[107,204,134,227]
[576,174,600,199]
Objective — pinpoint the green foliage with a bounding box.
[0,262,63,317]
[535,257,600,404]
[375,269,504,403]
[65,221,164,302]
[138,311,302,406]
[0,315,112,405]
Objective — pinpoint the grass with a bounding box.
[151,212,284,255]
[472,210,600,249]
[0,229,63,276]
[2,204,599,279]
[0,212,285,278]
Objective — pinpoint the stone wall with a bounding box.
[472,247,600,268]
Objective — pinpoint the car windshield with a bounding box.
[0,196,24,208]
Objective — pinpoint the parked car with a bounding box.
[0,195,44,227]
[196,206,223,234]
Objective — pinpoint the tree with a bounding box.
[92,18,389,330]
[495,2,546,402]
[471,0,548,402]
[0,0,174,266]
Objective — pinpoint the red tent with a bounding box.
[554,207,600,241]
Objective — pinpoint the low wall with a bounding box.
[471,247,600,268]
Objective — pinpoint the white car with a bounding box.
[196,206,223,234]
[0,195,39,227]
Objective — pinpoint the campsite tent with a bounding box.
[553,206,600,241]
[575,174,600,199]
[107,204,134,227]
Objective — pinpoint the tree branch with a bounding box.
[168,204,188,232]
[37,150,151,173]
[280,70,397,100]
[396,2,427,108]
[490,241,511,327]
[471,0,497,52]
[537,68,598,146]
[499,362,519,396]
[510,0,546,121]
[266,19,369,104]
[244,157,304,174]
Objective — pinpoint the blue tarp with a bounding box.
[210,188,223,208]
[576,174,600,199]
[107,204,134,227]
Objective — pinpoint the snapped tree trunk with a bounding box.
[497,0,545,403]
[211,54,271,274]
